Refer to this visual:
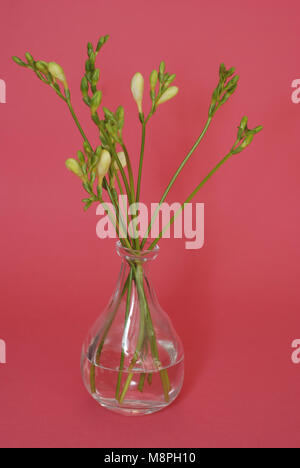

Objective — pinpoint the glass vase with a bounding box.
[81,241,184,416]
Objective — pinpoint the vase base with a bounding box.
[92,395,173,416]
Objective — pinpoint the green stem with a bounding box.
[115,173,133,245]
[121,143,136,206]
[66,99,89,143]
[90,273,130,393]
[115,268,133,400]
[118,264,146,403]
[136,120,146,203]
[138,373,146,392]
[141,117,212,248]
[149,151,233,250]
[118,263,170,404]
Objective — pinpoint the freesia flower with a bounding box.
[65,158,83,178]
[97,150,112,189]
[48,62,68,90]
[131,72,144,114]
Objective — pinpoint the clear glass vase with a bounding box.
[81,241,184,416]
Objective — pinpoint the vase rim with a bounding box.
[116,241,159,262]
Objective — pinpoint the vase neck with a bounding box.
[116,241,159,266]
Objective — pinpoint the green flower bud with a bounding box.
[150,70,158,91]
[159,61,166,80]
[219,92,231,105]
[225,75,239,91]
[77,150,85,165]
[92,68,100,85]
[164,73,176,87]
[156,86,179,106]
[80,76,89,98]
[25,52,34,65]
[90,90,102,114]
[12,56,27,67]
[237,116,248,140]
[131,72,144,114]
[240,133,254,148]
[65,158,83,178]
[219,63,226,78]
[96,34,109,52]
[85,59,91,73]
[226,67,235,78]
[87,42,94,57]
[35,61,48,74]
[48,62,68,90]
[103,107,116,121]
[253,125,263,134]
[83,141,93,156]
[89,52,96,69]
[116,106,125,129]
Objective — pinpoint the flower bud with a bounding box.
[240,133,254,149]
[25,52,34,65]
[96,34,109,52]
[36,61,48,74]
[156,86,179,106]
[150,70,158,91]
[253,125,263,134]
[164,73,176,87]
[92,68,100,85]
[114,151,127,171]
[12,56,27,67]
[237,116,248,140]
[116,106,125,129]
[48,62,68,90]
[80,76,89,98]
[65,158,83,178]
[131,72,144,114]
[97,150,112,188]
[159,61,166,80]
[87,42,94,57]
[90,90,102,114]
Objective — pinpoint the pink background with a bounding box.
[0,0,300,448]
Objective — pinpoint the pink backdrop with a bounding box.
[0,0,300,448]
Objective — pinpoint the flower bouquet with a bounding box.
[13,35,262,415]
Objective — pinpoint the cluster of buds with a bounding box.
[80,35,109,121]
[232,116,263,155]
[12,54,69,99]
[65,137,128,207]
[98,106,125,147]
[209,63,239,117]
[130,61,178,118]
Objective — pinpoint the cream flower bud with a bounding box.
[114,151,127,171]
[48,62,68,90]
[131,72,144,114]
[97,150,112,190]
[65,158,83,178]
[157,86,179,106]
